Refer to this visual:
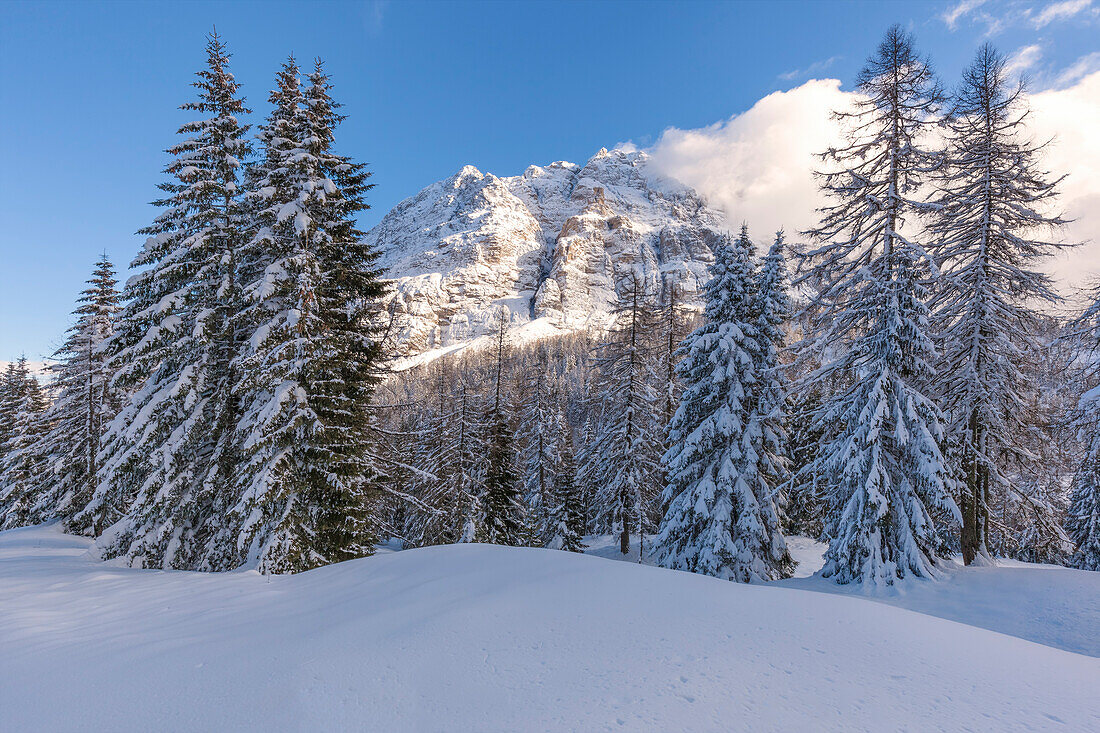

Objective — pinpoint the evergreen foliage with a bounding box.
[1066,290,1100,570]
[473,312,526,545]
[518,345,562,542]
[231,58,385,572]
[1067,454,1100,571]
[797,26,958,586]
[655,228,792,581]
[0,28,1089,583]
[783,384,828,538]
[585,273,663,557]
[755,232,793,525]
[33,256,121,532]
[0,358,48,529]
[87,33,253,569]
[545,426,586,553]
[929,44,1073,566]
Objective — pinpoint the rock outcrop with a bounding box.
[367,148,726,360]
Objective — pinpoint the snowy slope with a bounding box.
[367,148,725,362]
[782,557,1100,658]
[586,533,1100,656]
[3,525,1098,732]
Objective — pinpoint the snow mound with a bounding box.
[2,524,1098,732]
[782,556,1100,657]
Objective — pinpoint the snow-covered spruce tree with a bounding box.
[31,256,121,530]
[86,34,252,567]
[1065,289,1100,570]
[755,232,793,522]
[928,44,1073,566]
[229,59,386,572]
[518,345,562,542]
[0,357,49,529]
[784,383,828,538]
[454,372,489,543]
[0,361,25,486]
[1067,449,1100,571]
[546,426,586,553]
[407,359,485,546]
[797,26,957,586]
[586,271,664,557]
[473,310,526,545]
[655,228,792,581]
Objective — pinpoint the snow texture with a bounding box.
[2,524,1097,732]
[368,148,725,362]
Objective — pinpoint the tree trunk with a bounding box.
[961,468,979,565]
[961,414,990,565]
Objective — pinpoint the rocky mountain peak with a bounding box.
[368,148,726,365]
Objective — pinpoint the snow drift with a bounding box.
[1,524,1098,731]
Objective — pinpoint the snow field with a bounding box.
[2,524,1098,732]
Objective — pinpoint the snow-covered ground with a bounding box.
[782,555,1100,658]
[588,532,1100,655]
[2,525,1098,732]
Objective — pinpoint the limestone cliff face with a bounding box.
[366,148,726,360]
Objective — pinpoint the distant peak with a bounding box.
[450,165,484,186]
[584,147,648,168]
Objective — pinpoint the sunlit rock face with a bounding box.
[367,148,726,359]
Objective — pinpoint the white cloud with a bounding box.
[1031,0,1093,28]
[1005,44,1043,77]
[1029,70,1100,292]
[941,0,990,30]
[937,0,1008,36]
[647,79,853,245]
[1053,51,1100,87]
[779,56,842,81]
[645,72,1100,296]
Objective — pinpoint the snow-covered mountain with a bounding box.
[367,148,726,361]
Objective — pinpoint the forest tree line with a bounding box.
[1,27,1098,582]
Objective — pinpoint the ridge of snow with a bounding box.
[2,524,1098,731]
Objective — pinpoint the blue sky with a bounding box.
[2,0,1098,363]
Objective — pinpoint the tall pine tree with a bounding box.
[586,272,663,557]
[928,44,1073,565]
[518,345,562,543]
[1066,289,1100,571]
[797,26,957,585]
[655,228,792,581]
[473,310,526,545]
[34,256,121,532]
[88,33,252,569]
[0,358,48,529]
[754,232,793,527]
[546,427,586,553]
[231,58,386,572]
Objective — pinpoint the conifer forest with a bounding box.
[3,29,1097,580]
[2,9,1099,730]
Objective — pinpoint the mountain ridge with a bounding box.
[367,148,727,364]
